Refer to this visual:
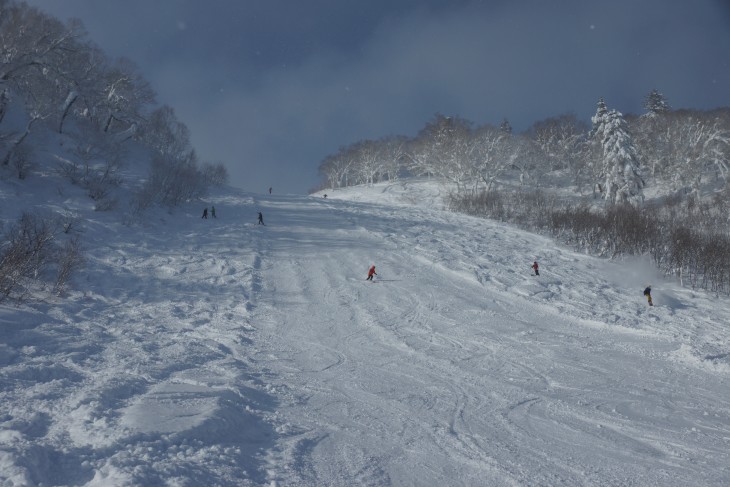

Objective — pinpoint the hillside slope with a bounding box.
[2,181,730,486]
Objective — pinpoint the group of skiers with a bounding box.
[201,206,217,219]
[366,260,654,306]
[367,261,538,280]
[201,207,265,225]
[202,194,655,307]
[201,187,271,223]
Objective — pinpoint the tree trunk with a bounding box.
[58,92,78,133]
[2,117,38,165]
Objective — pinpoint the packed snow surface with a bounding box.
[2,180,730,486]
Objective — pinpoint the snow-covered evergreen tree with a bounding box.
[591,98,645,205]
[633,91,672,177]
[642,89,671,117]
[499,118,512,135]
[591,98,608,131]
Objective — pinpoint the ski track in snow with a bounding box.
[2,182,730,486]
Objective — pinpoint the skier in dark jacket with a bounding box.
[643,286,653,306]
[202,207,208,219]
[257,212,265,225]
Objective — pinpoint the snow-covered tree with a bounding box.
[592,98,608,127]
[470,124,510,193]
[319,147,356,189]
[405,135,437,178]
[136,150,205,209]
[511,135,549,187]
[1,112,43,168]
[499,118,512,135]
[54,43,107,134]
[590,99,645,205]
[378,135,407,182]
[139,105,192,160]
[0,2,82,85]
[632,90,673,177]
[352,139,384,186]
[663,110,730,196]
[642,89,671,117]
[528,113,590,190]
[432,116,475,192]
[0,2,91,131]
[408,114,474,191]
[200,161,229,187]
[96,58,155,134]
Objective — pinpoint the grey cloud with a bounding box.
[22,0,730,193]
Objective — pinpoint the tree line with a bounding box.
[319,92,730,204]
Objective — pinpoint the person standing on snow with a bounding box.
[366,265,377,281]
[202,207,208,219]
[211,206,217,218]
[644,286,653,306]
[531,261,539,276]
[257,211,265,225]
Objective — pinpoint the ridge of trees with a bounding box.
[318,90,730,204]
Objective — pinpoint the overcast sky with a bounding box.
[23,0,730,194]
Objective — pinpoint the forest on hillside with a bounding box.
[0,0,227,206]
[0,0,227,302]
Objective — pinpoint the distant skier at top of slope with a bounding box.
[366,265,377,281]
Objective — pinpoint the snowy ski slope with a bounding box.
[2,180,730,486]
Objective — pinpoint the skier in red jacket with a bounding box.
[531,261,539,276]
[366,265,377,281]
